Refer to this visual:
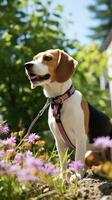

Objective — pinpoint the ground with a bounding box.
[76,170,112,200]
[36,170,112,200]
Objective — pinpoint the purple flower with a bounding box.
[13,153,23,164]
[0,124,9,135]
[5,136,16,147]
[0,160,6,170]
[17,168,37,182]
[17,155,45,182]
[0,160,10,171]
[42,162,59,175]
[24,150,33,158]
[93,136,112,149]
[25,156,44,170]
[0,151,5,158]
[25,133,40,144]
[0,139,4,147]
[69,161,84,171]
[8,164,21,174]
[14,151,44,173]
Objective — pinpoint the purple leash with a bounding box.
[16,99,50,150]
[51,85,76,149]
[26,99,50,135]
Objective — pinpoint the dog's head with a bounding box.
[24,49,78,89]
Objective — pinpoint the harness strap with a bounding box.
[50,85,76,149]
[26,85,76,150]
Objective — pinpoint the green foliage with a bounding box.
[88,0,112,43]
[0,0,74,131]
[73,42,111,116]
[0,0,111,137]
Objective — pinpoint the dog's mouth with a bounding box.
[27,72,51,83]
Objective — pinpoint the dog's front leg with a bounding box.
[75,134,87,178]
[55,137,72,181]
[48,109,68,173]
[55,137,69,172]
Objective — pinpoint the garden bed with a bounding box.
[0,124,112,200]
[24,170,112,200]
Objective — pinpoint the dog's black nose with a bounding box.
[24,62,33,70]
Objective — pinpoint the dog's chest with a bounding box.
[48,90,85,141]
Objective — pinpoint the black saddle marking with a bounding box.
[88,103,112,143]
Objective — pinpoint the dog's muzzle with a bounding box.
[27,73,51,82]
[24,62,51,83]
[24,62,33,71]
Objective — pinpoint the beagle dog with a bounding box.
[24,49,112,178]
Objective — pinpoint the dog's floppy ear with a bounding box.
[55,50,78,83]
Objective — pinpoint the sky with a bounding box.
[54,0,96,44]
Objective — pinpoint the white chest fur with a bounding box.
[43,80,88,179]
[48,90,86,146]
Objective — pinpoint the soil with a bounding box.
[76,170,112,200]
[30,170,112,200]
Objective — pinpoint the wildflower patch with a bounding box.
[0,122,82,199]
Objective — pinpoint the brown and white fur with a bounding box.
[24,49,112,178]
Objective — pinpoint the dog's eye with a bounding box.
[43,55,52,61]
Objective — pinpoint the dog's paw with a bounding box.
[59,170,72,182]
[75,168,86,179]
[69,173,79,183]
[53,170,73,186]
[69,171,85,184]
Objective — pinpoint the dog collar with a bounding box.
[50,84,75,104]
[50,85,76,149]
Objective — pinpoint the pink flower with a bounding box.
[0,139,4,147]
[0,124,9,135]
[24,150,33,158]
[93,137,112,149]
[69,161,84,171]
[5,136,16,147]
[13,153,23,164]
[0,151,5,158]
[25,133,40,144]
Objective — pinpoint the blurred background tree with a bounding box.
[0,0,76,132]
[73,42,111,116]
[0,0,111,143]
[88,0,112,43]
